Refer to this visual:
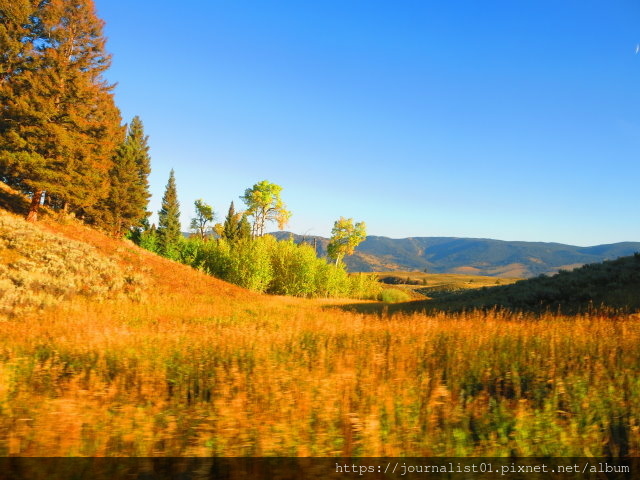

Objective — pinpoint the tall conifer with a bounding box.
[222,201,240,241]
[96,116,151,236]
[157,169,181,256]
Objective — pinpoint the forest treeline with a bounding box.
[0,0,378,299]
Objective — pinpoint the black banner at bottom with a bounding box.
[0,457,637,480]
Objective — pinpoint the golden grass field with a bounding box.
[1,209,639,457]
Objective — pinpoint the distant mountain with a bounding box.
[271,232,640,278]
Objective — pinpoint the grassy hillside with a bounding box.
[0,210,147,317]
[429,254,640,313]
[0,189,251,321]
[1,202,640,459]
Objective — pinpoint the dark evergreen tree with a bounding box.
[222,201,241,241]
[0,0,123,222]
[95,116,151,236]
[128,216,150,244]
[157,169,181,256]
[129,217,158,253]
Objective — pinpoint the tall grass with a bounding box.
[1,293,638,456]
[2,210,638,457]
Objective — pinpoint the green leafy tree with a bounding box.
[190,198,214,240]
[157,169,181,256]
[240,180,291,237]
[327,217,367,266]
[96,116,151,236]
[0,0,122,222]
[130,218,158,253]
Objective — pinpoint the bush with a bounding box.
[146,234,380,299]
[378,288,411,303]
[348,272,381,300]
[228,237,274,292]
[0,211,145,316]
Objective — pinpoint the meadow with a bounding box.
[374,271,520,302]
[0,210,639,457]
[2,295,639,457]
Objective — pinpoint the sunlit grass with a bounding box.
[1,293,638,456]
[1,210,638,457]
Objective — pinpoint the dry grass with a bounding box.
[0,210,638,457]
[0,210,146,316]
[1,298,638,457]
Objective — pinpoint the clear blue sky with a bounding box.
[96,0,640,246]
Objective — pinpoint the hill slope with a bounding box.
[272,232,640,277]
[2,195,640,459]
[378,254,640,314]
[0,208,251,319]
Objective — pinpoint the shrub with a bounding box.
[378,288,411,303]
[146,234,380,299]
[348,272,381,300]
[0,211,145,316]
[227,237,274,292]
[268,238,318,296]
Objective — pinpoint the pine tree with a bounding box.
[0,0,122,222]
[96,116,152,236]
[222,201,241,241]
[157,169,181,256]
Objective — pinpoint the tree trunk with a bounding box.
[26,190,43,222]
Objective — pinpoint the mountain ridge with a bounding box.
[271,231,640,278]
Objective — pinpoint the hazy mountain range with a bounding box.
[271,232,640,278]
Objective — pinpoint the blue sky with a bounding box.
[96,1,640,246]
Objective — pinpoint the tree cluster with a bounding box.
[0,0,151,235]
[139,176,285,257]
[0,1,372,299]
[134,172,371,298]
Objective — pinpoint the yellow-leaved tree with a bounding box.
[327,217,367,266]
[240,180,291,237]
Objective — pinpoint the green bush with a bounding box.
[228,237,274,292]
[348,272,381,300]
[378,288,411,303]
[269,238,318,296]
[154,234,380,299]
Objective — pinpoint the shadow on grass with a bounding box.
[329,299,437,316]
[0,185,30,216]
